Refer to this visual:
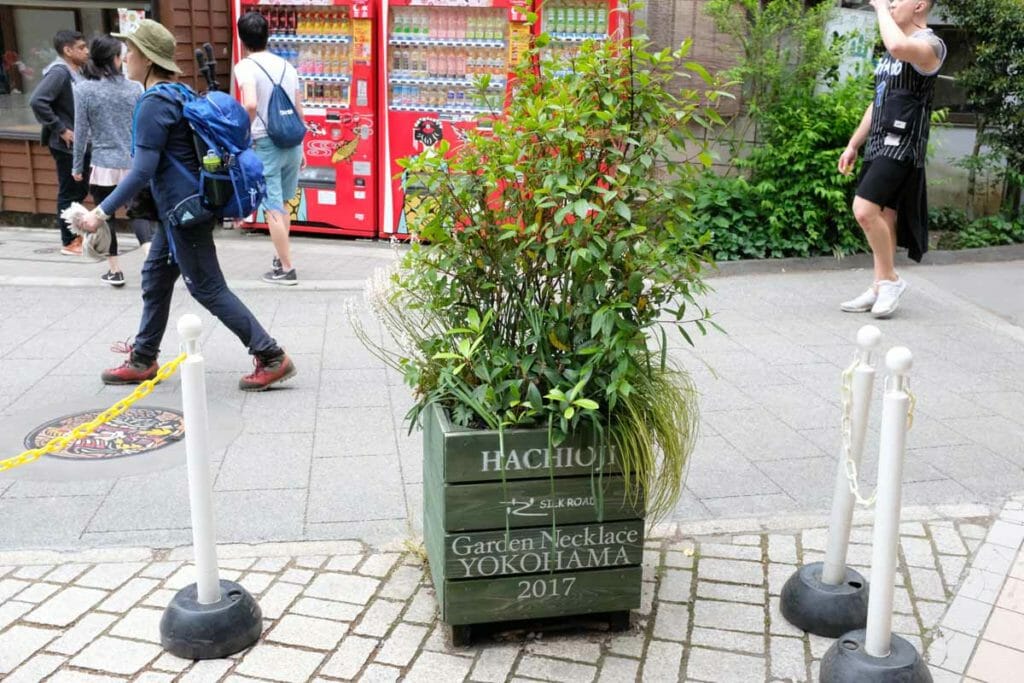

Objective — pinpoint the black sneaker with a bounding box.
[101,271,126,287]
[262,268,298,286]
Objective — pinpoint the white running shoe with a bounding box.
[840,285,878,313]
[871,278,908,318]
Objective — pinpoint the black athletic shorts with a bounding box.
[856,156,930,262]
[856,157,917,210]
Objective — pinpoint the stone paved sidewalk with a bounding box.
[0,499,1019,682]
[4,235,1024,552]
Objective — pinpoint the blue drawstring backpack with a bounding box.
[137,83,266,220]
[247,58,307,148]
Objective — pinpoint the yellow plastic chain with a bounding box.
[0,353,187,473]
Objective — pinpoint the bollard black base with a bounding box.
[160,580,262,660]
[780,562,869,637]
[821,629,932,683]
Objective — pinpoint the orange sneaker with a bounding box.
[101,354,158,385]
[101,340,157,385]
[60,236,83,256]
[239,353,296,392]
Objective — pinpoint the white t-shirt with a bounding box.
[233,51,300,141]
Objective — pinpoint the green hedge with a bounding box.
[696,79,871,261]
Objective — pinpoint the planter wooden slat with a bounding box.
[443,475,642,531]
[444,566,643,625]
[444,430,621,483]
[443,519,644,579]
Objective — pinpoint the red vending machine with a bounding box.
[378,0,532,238]
[231,0,379,237]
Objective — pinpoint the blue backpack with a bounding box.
[139,83,266,219]
[247,58,307,148]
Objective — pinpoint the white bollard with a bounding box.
[822,325,881,585]
[160,314,262,660]
[864,347,913,658]
[780,326,878,637]
[177,314,220,605]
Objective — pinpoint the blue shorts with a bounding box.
[253,137,303,214]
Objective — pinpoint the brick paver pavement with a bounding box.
[0,499,1020,682]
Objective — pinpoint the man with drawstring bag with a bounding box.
[78,19,296,392]
[233,10,306,286]
[838,0,946,318]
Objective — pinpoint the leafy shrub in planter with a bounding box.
[356,35,727,520]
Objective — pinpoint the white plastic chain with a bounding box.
[840,355,877,508]
[840,353,917,508]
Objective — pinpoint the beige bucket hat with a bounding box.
[113,19,182,74]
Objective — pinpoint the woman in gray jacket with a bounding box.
[72,34,155,286]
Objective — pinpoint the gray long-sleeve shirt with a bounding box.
[29,59,81,153]
[72,76,142,176]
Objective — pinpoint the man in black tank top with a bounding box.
[837,0,946,318]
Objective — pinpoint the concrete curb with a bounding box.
[707,243,1024,278]
[0,275,368,291]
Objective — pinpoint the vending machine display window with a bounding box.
[537,0,621,74]
[388,6,508,116]
[380,0,532,238]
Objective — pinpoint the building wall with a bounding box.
[158,0,233,93]
[0,139,57,215]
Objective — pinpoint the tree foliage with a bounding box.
[942,0,1024,215]
[705,0,841,119]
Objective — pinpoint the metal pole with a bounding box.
[822,325,881,585]
[864,347,913,658]
[177,314,221,605]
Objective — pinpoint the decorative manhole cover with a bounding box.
[24,406,185,460]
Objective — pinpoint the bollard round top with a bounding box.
[177,314,203,341]
[886,346,913,374]
[857,325,882,350]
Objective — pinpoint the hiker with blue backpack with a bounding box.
[78,19,296,391]
[234,11,307,286]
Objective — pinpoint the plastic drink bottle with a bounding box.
[451,50,462,78]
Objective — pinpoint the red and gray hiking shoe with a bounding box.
[101,340,158,385]
[239,353,296,392]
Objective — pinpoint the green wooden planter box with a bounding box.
[423,403,645,641]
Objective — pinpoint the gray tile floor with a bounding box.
[1,227,1023,553]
